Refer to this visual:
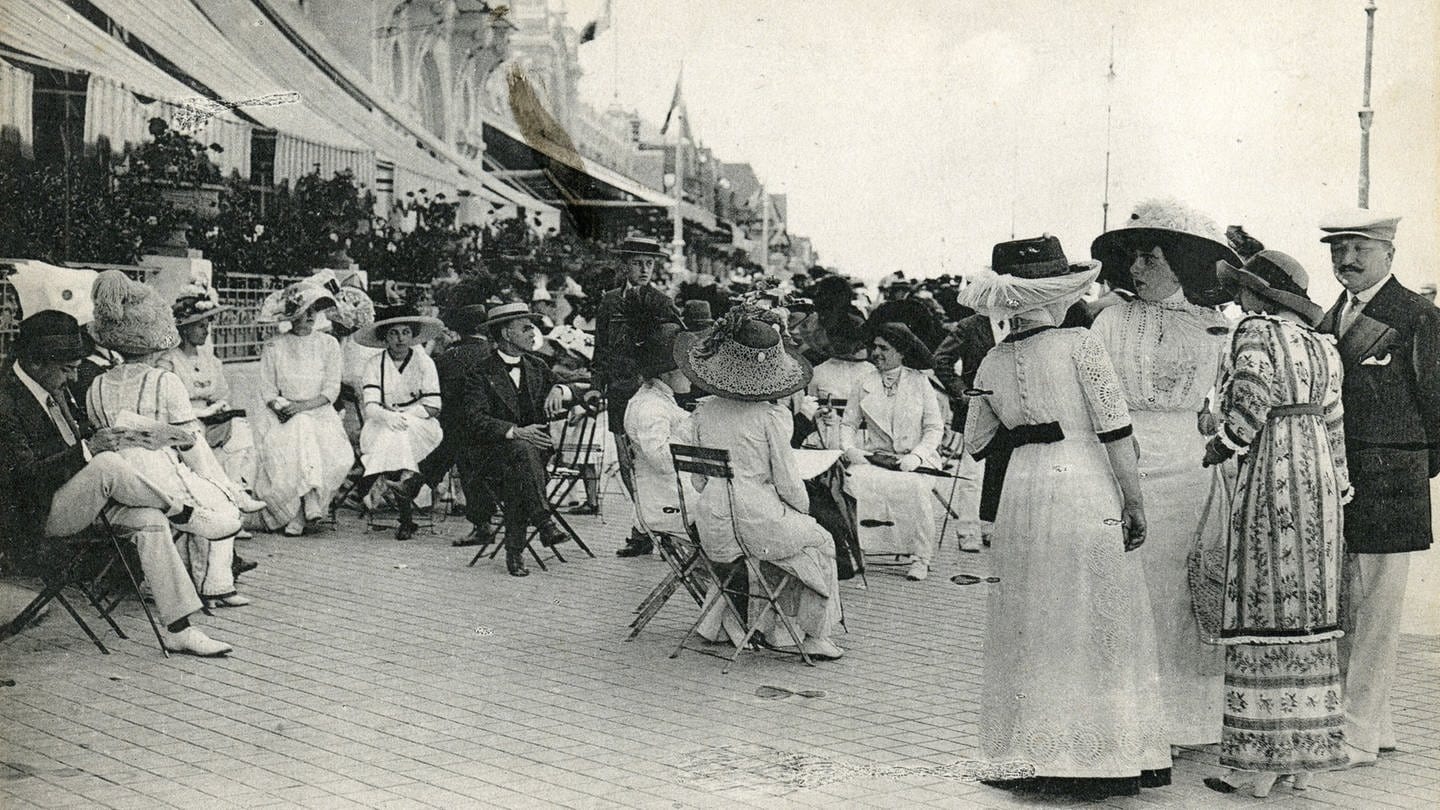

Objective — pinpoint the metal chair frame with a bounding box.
[618,434,706,641]
[668,443,815,673]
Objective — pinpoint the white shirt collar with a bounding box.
[1352,273,1392,304]
[496,349,522,364]
[13,361,55,411]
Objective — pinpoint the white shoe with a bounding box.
[234,494,268,513]
[169,506,242,540]
[160,626,233,657]
[800,637,844,661]
[205,594,251,608]
[906,560,930,581]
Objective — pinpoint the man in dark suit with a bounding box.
[462,303,587,577]
[0,311,235,656]
[416,304,495,546]
[593,235,681,557]
[1316,210,1440,766]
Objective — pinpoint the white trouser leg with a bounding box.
[106,507,203,627]
[1339,552,1410,756]
[44,454,178,537]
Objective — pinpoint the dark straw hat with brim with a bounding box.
[681,300,715,331]
[637,322,684,379]
[15,310,87,362]
[614,235,669,258]
[172,294,231,327]
[1090,199,1240,306]
[1216,250,1324,326]
[354,304,444,348]
[674,316,813,402]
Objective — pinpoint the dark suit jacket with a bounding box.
[1319,276,1440,552]
[433,335,491,434]
[460,348,560,447]
[0,367,93,545]
[593,284,679,433]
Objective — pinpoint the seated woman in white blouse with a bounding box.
[354,305,445,541]
[840,323,945,582]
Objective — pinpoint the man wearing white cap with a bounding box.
[1316,209,1440,766]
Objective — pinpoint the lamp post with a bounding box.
[1358,0,1377,209]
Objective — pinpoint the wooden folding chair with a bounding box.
[618,434,707,641]
[668,444,815,672]
[1,513,168,656]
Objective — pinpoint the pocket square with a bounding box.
[1361,353,1392,366]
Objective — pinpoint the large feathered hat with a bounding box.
[1090,198,1240,306]
[674,305,813,402]
[91,270,180,355]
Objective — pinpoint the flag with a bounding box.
[660,67,690,141]
[579,0,611,44]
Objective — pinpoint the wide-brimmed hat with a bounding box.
[870,322,934,370]
[1090,199,1240,306]
[354,304,444,348]
[548,323,594,360]
[482,302,543,332]
[172,278,231,327]
[637,322,684,379]
[14,310,87,363]
[960,236,1101,321]
[91,270,179,355]
[825,310,868,357]
[1216,250,1324,326]
[681,300,715,331]
[614,235,669,258]
[674,312,813,402]
[256,280,337,324]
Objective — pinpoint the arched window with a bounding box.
[416,52,446,138]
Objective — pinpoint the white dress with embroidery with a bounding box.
[1091,297,1229,744]
[359,349,443,477]
[252,331,354,528]
[966,328,1169,780]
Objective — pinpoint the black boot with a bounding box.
[506,549,530,577]
[615,528,653,557]
[232,554,258,578]
[395,495,417,541]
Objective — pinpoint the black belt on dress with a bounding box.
[974,421,1065,460]
[1267,403,1323,420]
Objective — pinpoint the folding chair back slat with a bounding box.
[669,444,733,479]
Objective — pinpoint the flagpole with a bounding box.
[1358,0,1377,208]
[759,183,769,274]
[671,105,686,277]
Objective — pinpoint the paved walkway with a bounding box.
[2,499,1437,809]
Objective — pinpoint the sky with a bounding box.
[565,0,1438,303]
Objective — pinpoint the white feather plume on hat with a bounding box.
[91,270,180,354]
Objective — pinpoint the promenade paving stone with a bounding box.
[2,500,1437,809]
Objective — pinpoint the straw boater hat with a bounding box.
[354,304,444,348]
[674,309,813,402]
[482,302,543,333]
[91,270,180,355]
[614,235,669,258]
[256,279,338,325]
[959,236,1101,322]
[1216,250,1324,326]
[1090,198,1241,306]
[172,277,231,327]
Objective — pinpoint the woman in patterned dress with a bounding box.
[1090,199,1240,747]
[961,237,1171,801]
[1202,251,1349,797]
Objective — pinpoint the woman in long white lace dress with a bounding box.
[1090,199,1240,746]
[252,281,354,536]
[962,237,1170,801]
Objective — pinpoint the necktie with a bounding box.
[502,358,522,388]
[47,394,78,446]
[1340,294,1363,335]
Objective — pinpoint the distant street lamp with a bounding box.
[1358,0,1377,209]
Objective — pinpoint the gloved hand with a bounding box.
[843,447,869,465]
[797,395,820,421]
[898,453,922,473]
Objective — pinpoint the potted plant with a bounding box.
[123,117,225,221]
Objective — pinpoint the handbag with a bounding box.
[1187,466,1229,644]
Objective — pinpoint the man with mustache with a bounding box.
[1316,210,1440,767]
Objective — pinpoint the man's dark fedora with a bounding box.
[992,235,1093,279]
[14,310,86,362]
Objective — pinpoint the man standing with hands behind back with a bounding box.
[1316,210,1440,767]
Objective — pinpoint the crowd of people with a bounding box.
[1,200,1435,801]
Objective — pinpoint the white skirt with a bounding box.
[360,414,443,477]
[843,464,938,562]
[254,407,354,528]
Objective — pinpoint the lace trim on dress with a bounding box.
[1072,333,1130,434]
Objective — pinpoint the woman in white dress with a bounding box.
[354,305,444,541]
[961,236,1170,800]
[86,271,261,608]
[252,279,354,536]
[1090,199,1240,747]
[674,309,845,661]
[839,323,945,581]
[806,310,871,449]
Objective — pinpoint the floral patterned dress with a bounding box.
[1213,316,1349,772]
